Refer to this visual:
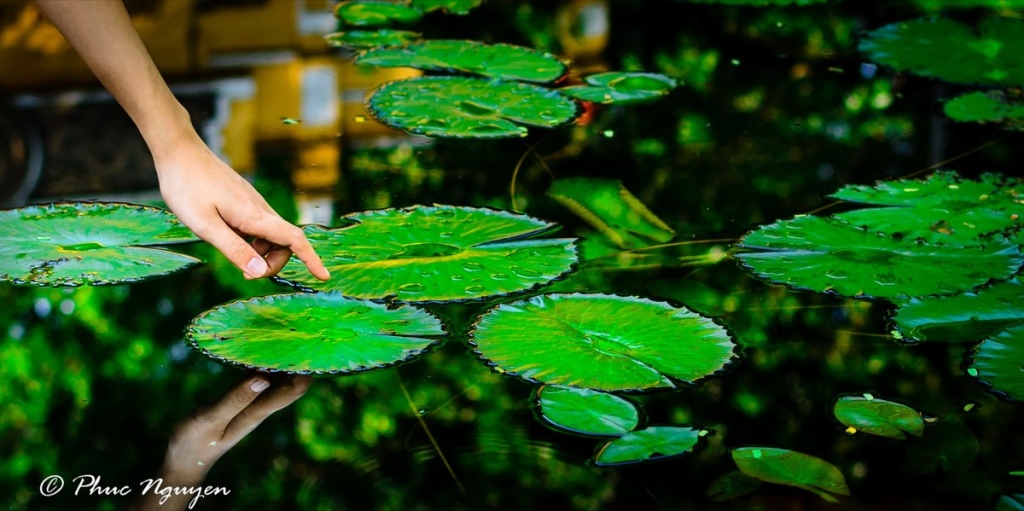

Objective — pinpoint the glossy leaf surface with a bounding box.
[594,426,703,466]
[547,178,675,249]
[833,395,924,439]
[325,30,421,49]
[410,0,482,13]
[945,91,1024,128]
[536,385,640,436]
[732,447,851,503]
[970,323,1024,401]
[357,40,565,82]
[892,278,1024,342]
[560,72,678,105]
[335,1,423,27]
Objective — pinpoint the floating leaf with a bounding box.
[366,76,579,138]
[334,1,423,27]
[275,205,577,303]
[560,72,678,105]
[469,293,736,392]
[734,215,1023,300]
[906,415,979,474]
[0,202,200,287]
[832,395,924,440]
[324,30,421,50]
[732,447,851,503]
[859,17,1024,87]
[410,0,482,14]
[997,494,1024,511]
[945,91,1024,129]
[892,278,1024,342]
[832,171,1024,245]
[547,178,675,249]
[536,385,640,436]
[707,470,762,502]
[970,323,1024,401]
[186,292,444,374]
[357,40,566,83]
[684,0,827,4]
[594,426,704,466]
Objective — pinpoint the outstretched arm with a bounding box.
[36,0,329,281]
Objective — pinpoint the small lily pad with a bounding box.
[732,447,851,503]
[832,395,924,440]
[859,17,1024,87]
[0,202,200,287]
[970,323,1024,401]
[357,40,566,83]
[594,426,704,466]
[366,76,580,138]
[325,30,421,50]
[559,72,678,105]
[275,205,578,303]
[186,292,445,374]
[547,178,675,249]
[706,470,762,502]
[410,0,482,14]
[892,278,1024,342]
[335,1,423,27]
[906,415,979,474]
[536,385,640,436]
[469,293,737,392]
[734,215,1024,300]
[945,91,1024,129]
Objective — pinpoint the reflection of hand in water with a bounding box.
[128,375,311,511]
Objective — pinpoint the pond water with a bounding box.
[3,1,1024,510]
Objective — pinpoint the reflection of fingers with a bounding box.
[250,216,330,281]
[264,247,293,277]
[200,223,269,279]
[223,375,312,444]
[208,376,271,427]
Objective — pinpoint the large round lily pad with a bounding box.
[357,40,566,83]
[535,385,641,436]
[335,1,423,27]
[732,447,851,503]
[734,215,1024,300]
[410,0,482,14]
[0,202,200,287]
[186,292,445,374]
[559,72,678,105]
[859,17,1024,87]
[275,205,578,303]
[832,395,924,440]
[593,426,704,466]
[469,293,737,392]
[325,30,421,50]
[366,76,580,138]
[944,91,1024,129]
[892,278,1024,342]
[970,323,1024,401]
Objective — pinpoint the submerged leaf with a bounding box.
[970,323,1024,401]
[832,395,924,439]
[324,29,421,50]
[0,202,200,287]
[470,293,737,391]
[357,40,565,83]
[906,415,979,474]
[892,278,1024,342]
[187,292,444,374]
[859,17,1024,87]
[732,447,851,503]
[547,178,675,249]
[706,470,762,502]
[735,215,1023,300]
[335,1,423,27]
[366,76,579,138]
[559,72,678,105]
[594,426,704,466]
[275,205,578,303]
[410,0,483,14]
[945,91,1024,129]
[536,385,640,436]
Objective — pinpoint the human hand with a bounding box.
[154,130,330,281]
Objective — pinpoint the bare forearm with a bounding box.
[35,0,194,158]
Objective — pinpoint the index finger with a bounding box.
[250,216,330,281]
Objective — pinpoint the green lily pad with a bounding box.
[906,415,979,474]
[469,293,737,392]
[997,494,1024,511]
[559,72,678,105]
[334,1,423,27]
[535,385,641,436]
[410,0,482,14]
[547,178,675,249]
[832,395,924,439]
[945,91,1024,129]
[324,30,421,50]
[892,278,1024,342]
[357,40,566,83]
[593,426,704,466]
[275,205,578,303]
[186,292,445,374]
[734,215,1024,300]
[970,323,1024,401]
[685,0,827,4]
[706,470,762,502]
[366,76,580,138]
[859,17,1024,87]
[732,447,851,503]
[0,202,200,287]
[832,171,1024,245]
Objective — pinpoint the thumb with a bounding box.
[202,223,268,279]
